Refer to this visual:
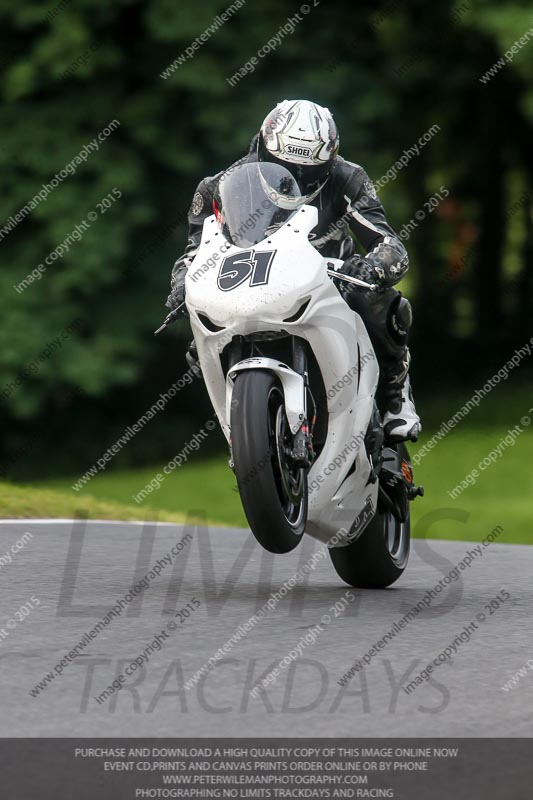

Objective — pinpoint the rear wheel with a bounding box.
[328,444,411,588]
[231,370,307,553]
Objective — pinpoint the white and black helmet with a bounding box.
[258,99,339,201]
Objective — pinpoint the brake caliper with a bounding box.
[291,421,315,467]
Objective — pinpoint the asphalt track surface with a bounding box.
[0,519,531,737]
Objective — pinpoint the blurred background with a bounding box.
[1,0,531,541]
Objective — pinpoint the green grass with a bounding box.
[5,384,533,544]
[0,479,220,526]
[27,424,532,544]
[36,458,247,527]
[410,426,532,544]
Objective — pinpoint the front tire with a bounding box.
[231,370,307,553]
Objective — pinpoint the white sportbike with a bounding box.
[159,162,423,587]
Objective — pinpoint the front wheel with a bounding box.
[328,444,411,588]
[231,370,307,553]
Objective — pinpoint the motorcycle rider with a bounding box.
[166,99,421,442]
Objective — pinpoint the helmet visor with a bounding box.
[258,136,331,197]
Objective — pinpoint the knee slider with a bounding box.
[388,295,412,344]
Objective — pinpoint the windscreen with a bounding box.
[215,162,303,248]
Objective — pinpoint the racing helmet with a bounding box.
[257,99,339,202]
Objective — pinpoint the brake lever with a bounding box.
[326,268,377,292]
[154,303,186,336]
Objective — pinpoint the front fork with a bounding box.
[226,336,314,469]
[290,337,315,467]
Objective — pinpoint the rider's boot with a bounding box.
[381,348,421,443]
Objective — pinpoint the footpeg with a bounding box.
[408,484,424,499]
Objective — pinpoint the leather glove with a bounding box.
[343,255,384,285]
[335,255,384,298]
[165,264,188,316]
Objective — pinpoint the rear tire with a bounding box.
[231,370,307,554]
[329,444,411,588]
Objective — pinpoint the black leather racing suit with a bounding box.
[171,139,414,411]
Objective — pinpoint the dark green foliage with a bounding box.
[1,0,532,476]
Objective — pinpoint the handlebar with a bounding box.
[326,268,377,292]
[154,303,186,336]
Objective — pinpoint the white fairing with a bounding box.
[185,206,379,545]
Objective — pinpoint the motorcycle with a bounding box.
[157,161,423,588]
